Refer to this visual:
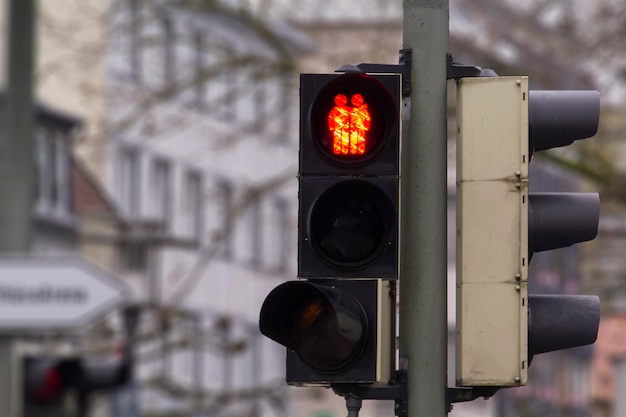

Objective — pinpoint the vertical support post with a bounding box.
[0,337,20,417]
[0,1,36,416]
[400,0,449,416]
[0,0,36,252]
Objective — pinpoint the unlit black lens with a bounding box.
[294,295,365,372]
[310,181,391,268]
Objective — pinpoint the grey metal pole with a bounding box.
[0,337,19,416]
[400,1,449,417]
[0,1,36,415]
[0,0,36,252]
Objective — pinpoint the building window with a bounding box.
[117,147,141,219]
[128,0,142,84]
[218,69,237,122]
[149,158,172,232]
[119,241,148,272]
[216,179,234,259]
[35,127,71,220]
[193,31,206,108]
[161,15,175,89]
[233,325,259,389]
[252,80,266,131]
[244,190,261,268]
[183,170,204,241]
[277,79,291,144]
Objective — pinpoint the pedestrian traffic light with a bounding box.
[455,76,600,387]
[298,72,401,278]
[259,72,401,387]
[260,279,395,385]
[23,356,80,406]
[23,354,131,413]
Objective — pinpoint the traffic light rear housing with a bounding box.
[456,76,601,387]
[456,76,529,386]
[260,279,395,386]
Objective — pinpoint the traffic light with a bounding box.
[298,72,400,278]
[455,76,600,387]
[259,72,401,386]
[23,354,131,414]
[23,356,80,407]
[260,279,395,385]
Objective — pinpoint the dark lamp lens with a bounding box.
[294,295,365,372]
[310,181,392,268]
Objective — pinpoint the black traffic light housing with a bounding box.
[260,279,395,386]
[23,354,132,412]
[299,177,398,277]
[298,73,401,279]
[23,356,81,406]
[260,71,400,388]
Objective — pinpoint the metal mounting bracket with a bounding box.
[446,53,498,79]
[335,49,413,98]
[331,370,409,417]
[446,386,500,413]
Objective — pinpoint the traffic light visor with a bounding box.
[529,192,600,253]
[528,294,600,359]
[259,281,368,373]
[309,73,397,165]
[529,90,600,151]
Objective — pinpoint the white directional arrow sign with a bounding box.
[0,256,128,331]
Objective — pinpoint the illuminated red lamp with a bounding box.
[328,93,371,156]
[305,72,398,169]
[31,367,63,403]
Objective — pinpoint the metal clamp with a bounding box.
[446,53,498,79]
[335,49,413,98]
[332,370,409,417]
[446,386,500,413]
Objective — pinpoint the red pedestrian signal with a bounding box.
[23,357,80,406]
[305,72,398,169]
[328,93,371,156]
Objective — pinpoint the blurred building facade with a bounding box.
[95,1,311,416]
[3,0,311,416]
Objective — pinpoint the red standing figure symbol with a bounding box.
[328,93,371,155]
